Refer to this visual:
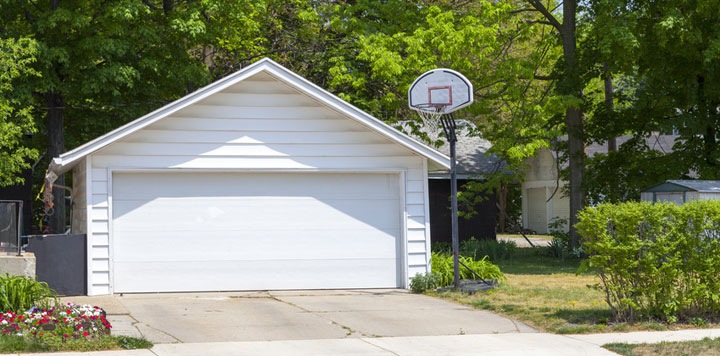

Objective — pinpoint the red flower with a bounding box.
[83,331,88,336]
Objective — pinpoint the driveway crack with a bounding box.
[269,295,369,338]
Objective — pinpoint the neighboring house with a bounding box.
[46,58,450,295]
[426,121,503,242]
[641,180,720,204]
[522,134,678,234]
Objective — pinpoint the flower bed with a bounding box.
[1,303,111,340]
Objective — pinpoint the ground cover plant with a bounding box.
[0,276,151,352]
[577,200,720,323]
[604,337,720,356]
[0,303,152,352]
[430,248,719,333]
[411,251,504,293]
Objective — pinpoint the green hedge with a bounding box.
[577,200,720,322]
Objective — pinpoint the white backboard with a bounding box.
[408,69,473,113]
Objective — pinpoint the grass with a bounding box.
[605,338,720,356]
[0,335,152,353]
[430,248,719,334]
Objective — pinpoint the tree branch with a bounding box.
[525,0,562,31]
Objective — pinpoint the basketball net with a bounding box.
[414,104,445,141]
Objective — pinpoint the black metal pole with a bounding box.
[440,114,459,290]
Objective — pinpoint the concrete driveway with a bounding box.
[62,289,535,343]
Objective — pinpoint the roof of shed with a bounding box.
[48,58,450,175]
[643,180,720,193]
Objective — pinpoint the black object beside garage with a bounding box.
[26,234,87,296]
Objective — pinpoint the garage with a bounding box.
[47,58,450,295]
[111,172,401,292]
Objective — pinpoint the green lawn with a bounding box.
[0,335,152,353]
[431,248,719,334]
[605,338,720,356]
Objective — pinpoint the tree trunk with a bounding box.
[46,91,65,234]
[497,183,507,233]
[604,63,616,152]
[561,0,584,249]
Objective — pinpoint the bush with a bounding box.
[0,275,56,312]
[430,252,504,287]
[460,237,516,261]
[431,242,452,254]
[410,272,442,293]
[577,200,720,323]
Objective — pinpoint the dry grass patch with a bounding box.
[430,249,719,334]
[605,338,720,356]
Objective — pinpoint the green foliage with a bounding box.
[410,272,442,293]
[577,200,720,322]
[0,334,151,353]
[432,242,452,255]
[460,238,516,262]
[115,336,154,350]
[430,252,504,287]
[0,275,56,313]
[541,218,580,259]
[0,37,39,186]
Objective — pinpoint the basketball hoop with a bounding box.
[408,68,474,291]
[414,103,446,140]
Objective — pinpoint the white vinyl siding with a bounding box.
[84,73,431,295]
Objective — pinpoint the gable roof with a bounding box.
[48,58,450,175]
[643,180,720,193]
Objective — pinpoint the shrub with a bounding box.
[0,275,56,312]
[460,237,516,261]
[430,252,504,287]
[577,200,720,323]
[431,242,452,254]
[410,272,442,293]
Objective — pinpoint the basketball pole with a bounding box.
[440,113,460,290]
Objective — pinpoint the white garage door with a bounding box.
[111,172,401,293]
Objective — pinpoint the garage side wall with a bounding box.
[85,75,431,295]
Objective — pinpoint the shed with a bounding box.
[427,121,503,242]
[46,58,450,295]
[641,180,720,205]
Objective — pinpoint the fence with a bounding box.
[0,200,22,255]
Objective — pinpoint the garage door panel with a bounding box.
[114,258,398,293]
[113,229,400,262]
[112,198,400,232]
[113,173,399,199]
[111,172,402,292]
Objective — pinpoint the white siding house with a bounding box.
[521,148,569,234]
[49,58,450,295]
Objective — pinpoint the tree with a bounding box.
[0,37,39,187]
[0,0,271,232]
[580,0,720,202]
[522,0,585,248]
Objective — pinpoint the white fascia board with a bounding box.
[49,58,450,175]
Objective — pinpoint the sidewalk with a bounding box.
[15,329,720,356]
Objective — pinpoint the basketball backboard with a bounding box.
[408,69,473,114]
